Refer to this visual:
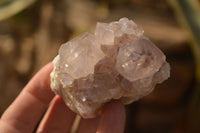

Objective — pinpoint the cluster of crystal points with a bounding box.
[50,18,170,118]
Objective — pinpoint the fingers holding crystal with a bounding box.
[76,117,100,133]
[0,63,55,133]
[97,101,126,133]
[37,95,76,133]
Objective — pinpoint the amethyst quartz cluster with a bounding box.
[50,18,170,118]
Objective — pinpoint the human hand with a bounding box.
[0,63,126,133]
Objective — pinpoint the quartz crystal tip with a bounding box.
[50,17,170,118]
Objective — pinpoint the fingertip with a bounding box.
[37,95,76,133]
[32,62,54,89]
[103,100,126,116]
[25,62,55,105]
[41,62,54,86]
[97,100,126,133]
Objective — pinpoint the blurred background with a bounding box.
[0,0,200,133]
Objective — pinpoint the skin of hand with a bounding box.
[0,63,126,133]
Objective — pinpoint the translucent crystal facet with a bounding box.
[50,18,170,118]
[116,38,165,81]
[59,32,104,79]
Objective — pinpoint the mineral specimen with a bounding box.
[50,18,170,118]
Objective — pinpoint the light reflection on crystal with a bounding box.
[50,18,170,118]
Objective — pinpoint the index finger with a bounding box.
[0,63,55,133]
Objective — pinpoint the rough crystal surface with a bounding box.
[50,18,170,118]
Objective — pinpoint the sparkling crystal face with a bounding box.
[116,38,165,81]
[59,32,104,79]
[50,18,170,118]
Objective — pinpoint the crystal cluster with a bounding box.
[50,18,170,118]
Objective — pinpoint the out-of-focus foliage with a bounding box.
[0,0,36,21]
[169,0,200,132]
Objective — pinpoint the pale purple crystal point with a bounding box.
[116,37,165,81]
[50,18,170,118]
